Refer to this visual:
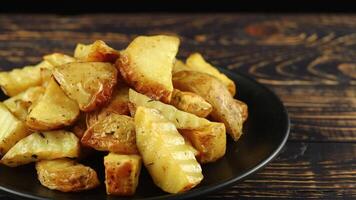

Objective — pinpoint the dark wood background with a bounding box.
[0,14,355,199]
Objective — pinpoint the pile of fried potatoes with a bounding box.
[0,35,248,195]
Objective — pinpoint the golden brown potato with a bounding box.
[0,61,53,96]
[116,35,179,103]
[36,158,100,192]
[172,59,190,74]
[135,107,203,193]
[71,113,87,139]
[180,123,226,163]
[43,53,76,67]
[173,71,243,141]
[74,40,120,63]
[1,131,79,167]
[0,103,30,157]
[53,62,118,112]
[26,78,80,131]
[234,99,248,122]
[186,53,236,96]
[3,86,45,121]
[170,89,212,118]
[86,85,129,127]
[104,153,141,196]
[82,113,137,154]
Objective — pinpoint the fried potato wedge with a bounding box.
[0,103,30,157]
[129,89,220,130]
[173,71,243,141]
[104,153,141,196]
[234,99,248,122]
[82,113,138,154]
[74,40,120,63]
[53,62,118,112]
[170,89,212,118]
[186,53,236,95]
[4,86,45,121]
[135,107,203,193]
[172,59,190,74]
[36,158,99,192]
[116,35,179,103]
[0,61,53,96]
[43,53,76,67]
[86,85,129,127]
[180,123,226,163]
[1,131,79,167]
[26,79,80,131]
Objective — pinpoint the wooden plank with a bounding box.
[207,142,356,199]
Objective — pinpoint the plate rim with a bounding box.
[0,70,290,200]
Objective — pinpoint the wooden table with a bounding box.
[0,14,355,199]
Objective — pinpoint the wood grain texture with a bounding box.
[0,14,355,199]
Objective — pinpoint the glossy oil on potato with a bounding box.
[82,113,138,154]
[135,107,203,194]
[0,103,30,157]
[1,131,79,167]
[116,35,179,103]
[170,89,212,118]
[3,86,45,121]
[36,158,100,192]
[74,40,120,63]
[186,53,236,96]
[104,153,141,196]
[53,62,118,112]
[26,78,80,131]
[173,71,244,141]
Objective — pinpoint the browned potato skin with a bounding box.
[86,85,130,127]
[104,154,141,196]
[234,99,248,122]
[53,62,118,112]
[173,71,243,141]
[116,54,172,103]
[74,40,120,63]
[81,113,138,154]
[180,123,226,163]
[36,158,100,192]
[170,89,212,118]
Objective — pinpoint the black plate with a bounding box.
[0,69,290,200]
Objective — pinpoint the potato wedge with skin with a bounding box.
[234,99,248,122]
[135,107,203,193]
[36,158,99,192]
[180,123,226,163]
[129,89,223,130]
[116,35,179,103]
[26,78,80,131]
[82,113,138,154]
[104,153,141,196]
[173,71,243,141]
[1,131,79,167]
[0,103,30,157]
[53,62,118,112]
[43,53,76,67]
[172,59,190,74]
[170,89,212,118]
[4,86,45,121]
[0,61,53,96]
[186,53,236,96]
[86,85,130,127]
[74,40,120,63]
